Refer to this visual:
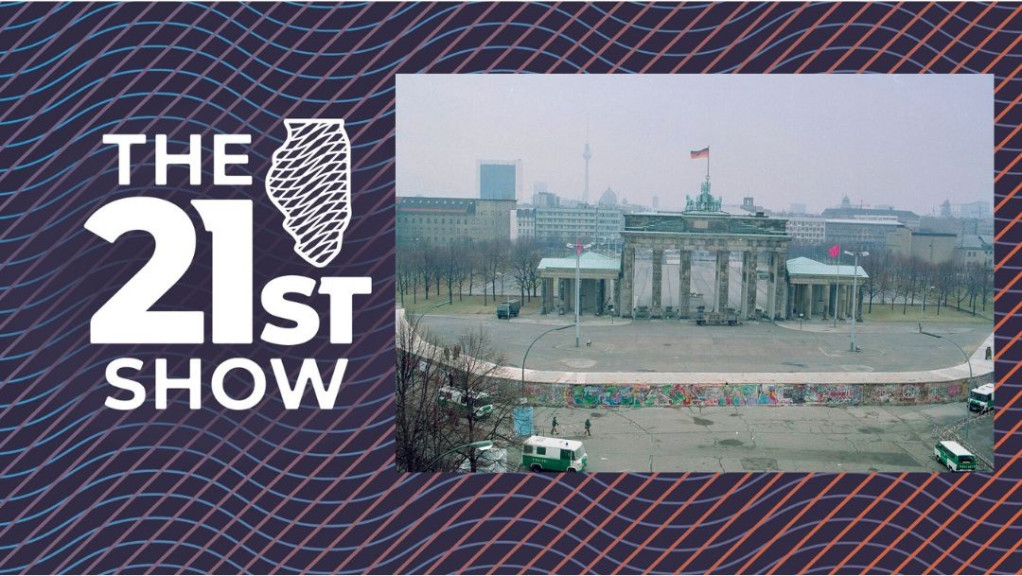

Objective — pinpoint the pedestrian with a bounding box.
[584,418,591,436]
[551,416,559,435]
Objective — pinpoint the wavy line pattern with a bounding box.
[0,2,1019,574]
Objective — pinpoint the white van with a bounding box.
[438,386,493,419]
[521,436,587,472]
[968,383,994,413]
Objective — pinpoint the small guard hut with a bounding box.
[537,252,620,316]
[785,256,869,321]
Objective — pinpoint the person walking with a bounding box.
[551,416,559,435]
[584,418,591,436]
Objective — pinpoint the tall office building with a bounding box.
[478,160,521,200]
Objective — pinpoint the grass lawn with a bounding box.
[862,302,991,323]
[397,291,991,324]
[398,293,542,316]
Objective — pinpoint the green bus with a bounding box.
[968,383,994,413]
[521,436,587,472]
[934,440,976,472]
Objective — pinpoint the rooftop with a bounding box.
[537,251,620,273]
[786,256,868,279]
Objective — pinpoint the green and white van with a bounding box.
[521,436,587,472]
[934,440,976,472]
[438,386,494,419]
[968,383,994,413]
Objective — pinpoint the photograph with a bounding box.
[395,74,995,474]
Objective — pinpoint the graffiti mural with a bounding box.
[520,379,974,408]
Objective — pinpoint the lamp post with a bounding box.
[921,330,973,439]
[567,241,593,347]
[844,250,868,352]
[425,440,494,472]
[522,324,574,387]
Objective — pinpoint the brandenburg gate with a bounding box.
[618,182,791,320]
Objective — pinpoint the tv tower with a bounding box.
[582,122,592,205]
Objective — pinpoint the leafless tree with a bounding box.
[395,316,452,472]
[439,243,458,305]
[479,239,510,306]
[443,328,515,472]
[510,239,540,304]
[396,317,515,472]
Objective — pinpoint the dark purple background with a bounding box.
[0,3,1018,574]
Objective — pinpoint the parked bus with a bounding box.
[438,386,493,419]
[521,436,587,472]
[968,383,994,413]
[934,440,976,472]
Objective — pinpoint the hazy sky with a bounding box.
[396,75,992,215]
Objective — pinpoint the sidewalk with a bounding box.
[399,309,994,386]
[514,331,994,385]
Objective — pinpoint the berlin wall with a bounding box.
[514,380,979,408]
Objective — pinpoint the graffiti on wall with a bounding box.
[522,381,971,408]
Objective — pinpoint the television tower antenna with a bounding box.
[583,118,591,205]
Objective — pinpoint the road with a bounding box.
[419,314,991,374]
[506,403,992,473]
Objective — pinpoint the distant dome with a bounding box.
[599,187,618,206]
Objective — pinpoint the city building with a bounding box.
[478,160,521,200]
[598,187,618,206]
[533,190,559,208]
[396,196,515,247]
[909,230,957,264]
[955,235,994,268]
[956,200,992,220]
[785,216,826,244]
[821,196,920,229]
[824,218,909,252]
[512,207,535,241]
[529,204,625,250]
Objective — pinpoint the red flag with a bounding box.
[576,240,583,256]
[828,245,840,258]
[690,147,709,159]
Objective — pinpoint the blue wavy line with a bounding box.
[44,534,248,574]
[0,2,75,33]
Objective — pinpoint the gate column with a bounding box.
[619,246,635,317]
[678,249,692,318]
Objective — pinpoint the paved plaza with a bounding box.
[519,404,995,473]
[418,313,992,377]
[403,276,995,473]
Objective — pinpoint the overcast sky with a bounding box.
[396,74,992,215]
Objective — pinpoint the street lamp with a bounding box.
[425,440,494,472]
[567,241,593,347]
[844,250,868,352]
[921,330,973,439]
[521,324,574,390]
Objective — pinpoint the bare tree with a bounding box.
[510,239,540,304]
[396,317,515,472]
[395,316,452,472]
[443,328,515,472]
[933,260,956,316]
[479,239,509,306]
[861,249,889,313]
[439,243,458,305]
[418,243,435,302]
